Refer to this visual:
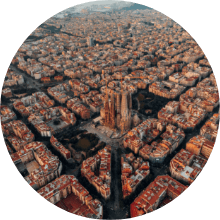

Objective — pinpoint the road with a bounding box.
[111,144,120,210]
[83,122,124,146]
[10,65,42,91]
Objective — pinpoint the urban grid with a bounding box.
[1,2,219,219]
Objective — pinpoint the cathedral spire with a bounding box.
[104,79,110,125]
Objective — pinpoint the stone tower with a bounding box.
[121,91,129,121]
[120,91,131,132]
[110,92,115,129]
[128,92,132,110]
[116,92,121,128]
[104,89,110,125]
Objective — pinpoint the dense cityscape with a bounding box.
[1,2,219,219]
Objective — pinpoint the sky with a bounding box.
[74,0,131,7]
[93,0,122,4]
[53,0,135,15]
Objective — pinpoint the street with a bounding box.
[10,65,44,94]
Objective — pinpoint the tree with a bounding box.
[99,142,106,148]
[91,138,99,148]
[137,93,145,102]
[89,133,94,141]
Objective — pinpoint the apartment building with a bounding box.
[81,146,111,200]
[149,81,186,99]
[2,120,35,151]
[158,101,206,131]
[130,175,187,217]
[1,88,13,98]
[139,124,185,164]
[28,106,76,137]
[66,98,91,120]
[124,118,167,154]
[11,141,62,190]
[170,149,207,184]
[0,105,17,123]
[38,175,103,218]
[13,92,54,117]
[200,113,219,142]
[121,153,150,199]
[50,136,71,160]
[186,135,215,159]
[3,68,24,87]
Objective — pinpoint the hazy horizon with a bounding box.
[75,0,128,6]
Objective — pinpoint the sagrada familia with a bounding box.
[100,90,140,134]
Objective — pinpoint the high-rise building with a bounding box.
[87,36,94,47]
